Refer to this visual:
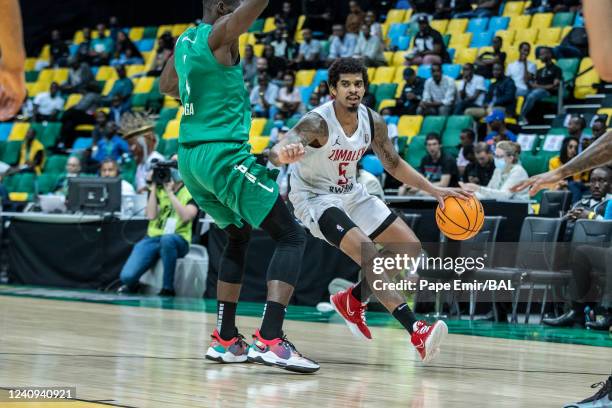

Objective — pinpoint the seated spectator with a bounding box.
[394,67,425,115]
[306,92,321,111]
[242,45,258,88]
[118,155,198,297]
[456,129,476,176]
[111,31,143,66]
[454,0,501,18]
[279,1,298,37]
[269,29,290,59]
[276,72,302,118]
[316,81,332,104]
[61,58,96,94]
[364,11,383,39]
[404,16,448,66]
[94,122,130,162]
[19,92,34,121]
[548,26,588,60]
[328,24,358,62]
[519,47,562,124]
[463,142,495,186]
[434,0,473,19]
[548,136,588,203]
[506,42,536,97]
[346,1,365,34]
[59,92,102,148]
[147,35,173,77]
[353,23,386,67]
[100,158,135,195]
[565,167,611,223]
[89,24,114,66]
[109,95,131,125]
[484,62,517,116]
[417,63,456,116]
[303,0,333,35]
[460,141,529,200]
[255,57,270,78]
[110,47,144,67]
[454,63,487,115]
[92,110,109,144]
[400,132,459,194]
[250,73,279,118]
[262,44,287,80]
[565,115,589,152]
[54,155,83,194]
[475,36,506,79]
[295,28,322,69]
[33,82,64,121]
[103,65,134,109]
[75,27,93,64]
[591,116,607,142]
[49,29,69,68]
[484,110,517,144]
[380,107,399,151]
[15,129,45,175]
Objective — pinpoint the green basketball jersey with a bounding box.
[174,24,251,143]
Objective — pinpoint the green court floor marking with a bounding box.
[1,285,610,348]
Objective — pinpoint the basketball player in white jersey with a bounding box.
[269,58,472,362]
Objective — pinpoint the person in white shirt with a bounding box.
[249,73,280,118]
[276,72,303,117]
[460,141,529,200]
[418,63,456,115]
[364,10,383,39]
[100,158,135,195]
[454,63,487,115]
[33,82,64,121]
[327,24,358,62]
[505,42,537,97]
[353,23,386,67]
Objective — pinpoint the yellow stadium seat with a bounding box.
[8,122,30,141]
[514,28,538,45]
[446,19,468,35]
[378,99,396,112]
[372,67,396,85]
[393,66,408,83]
[430,20,449,34]
[381,22,390,39]
[73,30,85,44]
[38,69,54,83]
[175,107,183,120]
[91,29,110,39]
[250,118,267,137]
[401,8,414,22]
[102,79,116,96]
[496,30,516,47]
[249,136,270,154]
[134,77,155,94]
[96,66,118,81]
[164,95,180,108]
[531,13,553,29]
[386,9,406,24]
[505,48,520,63]
[509,15,531,30]
[503,1,526,16]
[126,65,146,77]
[263,17,276,33]
[397,115,423,138]
[38,45,50,61]
[384,51,394,65]
[9,192,29,202]
[53,68,69,83]
[172,24,190,37]
[392,51,406,67]
[449,33,472,49]
[64,94,82,110]
[129,27,144,42]
[574,58,600,99]
[31,81,50,96]
[294,15,307,42]
[239,33,249,46]
[516,96,524,117]
[25,83,36,96]
[367,68,376,83]
[163,119,180,139]
[561,26,572,39]
[254,44,265,57]
[395,81,405,97]
[25,58,37,71]
[76,124,94,132]
[454,48,478,64]
[295,70,315,87]
[538,28,562,45]
[597,108,612,125]
[157,25,173,37]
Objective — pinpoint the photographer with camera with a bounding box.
[117,155,198,297]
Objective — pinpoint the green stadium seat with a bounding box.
[40,122,62,149]
[374,84,398,109]
[285,116,300,129]
[262,119,275,136]
[120,159,138,187]
[404,135,427,169]
[397,136,408,157]
[44,155,68,174]
[556,58,579,82]
[37,173,60,194]
[25,71,39,82]
[1,141,21,165]
[4,173,20,192]
[0,141,5,161]
[146,78,164,110]
[15,172,36,194]
[419,116,447,135]
[131,93,149,108]
[520,152,551,176]
[142,26,158,39]
[551,12,575,27]
[444,115,474,132]
[248,19,265,33]
[159,107,179,122]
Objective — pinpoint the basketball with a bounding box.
[435,196,484,240]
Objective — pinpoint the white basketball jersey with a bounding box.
[291,101,373,195]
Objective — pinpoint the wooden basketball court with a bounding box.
[1,291,610,407]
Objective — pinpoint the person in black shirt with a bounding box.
[404,16,449,66]
[394,68,425,115]
[483,62,517,115]
[463,142,495,186]
[49,30,69,68]
[475,36,506,79]
[519,47,562,124]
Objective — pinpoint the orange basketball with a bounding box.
[435,195,484,240]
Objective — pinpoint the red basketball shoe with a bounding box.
[411,320,448,363]
[330,286,372,340]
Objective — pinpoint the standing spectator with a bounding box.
[456,129,476,177]
[434,0,473,19]
[481,62,517,117]
[16,129,45,175]
[54,155,82,194]
[418,63,456,115]
[475,36,506,79]
[100,158,135,195]
[276,72,302,118]
[591,117,607,141]
[104,65,134,109]
[33,82,64,121]
[345,1,365,34]
[328,24,358,62]
[94,122,131,162]
[548,136,588,202]
[303,0,333,35]
[295,28,322,69]
[242,45,258,88]
[364,11,383,39]
[565,115,589,152]
[250,74,279,118]
[404,16,448,66]
[89,24,114,66]
[394,67,425,115]
[61,58,96,94]
[49,29,69,68]
[484,110,517,144]
[147,36,173,77]
[519,47,562,124]
[454,63,487,115]
[353,23,386,67]
[463,142,495,186]
[455,0,501,18]
[506,42,537,97]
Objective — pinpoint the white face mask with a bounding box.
[494,157,507,170]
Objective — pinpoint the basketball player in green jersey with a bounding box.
[159,0,319,373]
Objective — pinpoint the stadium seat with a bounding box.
[136,39,155,52]
[0,123,13,141]
[8,123,30,141]
[442,64,462,79]
[262,17,276,33]
[417,65,431,79]
[96,66,118,81]
[64,94,82,110]
[467,18,489,34]
[531,13,553,29]
[299,86,314,105]
[392,51,407,66]
[378,99,396,112]
[262,119,276,136]
[73,137,93,150]
[172,24,190,37]
[538,28,562,45]
[454,47,478,64]
[248,19,264,33]
[134,77,155,94]
[516,134,539,153]
[574,13,584,27]
[386,9,407,25]
[420,116,447,135]
[449,33,471,49]
[129,27,144,42]
[489,16,509,33]
[556,58,580,82]
[470,31,494,48]
[552,12,575,27]
[374,84,398,108]
[574,58,600,99]
[404,135,427,168]
[503,1,526,16]
[249,136,270,154]
[143,26,158,39]
[253,44,264,57]
[38,45,50,61]
[514,28,538,45]
[445,115,473,132]
[312,70,328,88]
[446,19,469,36]
[397,115,423,138]
[295,70,315,87]
[163,119,180,139]
[249,118,267,137]
[495,30,515,47]
[372,66,396,84]
[520,152,549,176]
[388,23,408,41]
[25,71,39,83]
[396,35,411,51]
[44,155,68,174]
[430,20,449,34]
[101,79,116,96]
[53,68,69,83]
[40,122,61,148]
[126,65,146,77]
[509,15,531,30]
[0,141,21,165]
[31,80,51,96]
[37,173,60,194]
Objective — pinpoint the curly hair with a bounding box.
[328,58,369,90]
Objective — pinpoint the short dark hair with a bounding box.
[284,71,295,80]
[426,132,441,143]
[431,63,442,72]
[593,116,606,125]
[474,142,490,154]
[328,57,368,89]
[461,128,475,141]
[519,42,530,50]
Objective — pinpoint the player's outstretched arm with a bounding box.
[208,0,269,50]
[511,129,612,196]
[159,53,180,99]
[370,110,471,208]
[583,0,612,81]
[269,112,328,166]
[0,0,26,120]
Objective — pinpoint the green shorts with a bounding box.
[177,141,279,229]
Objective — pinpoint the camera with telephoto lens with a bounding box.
[151,160,178,185]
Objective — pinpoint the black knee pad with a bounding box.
[218,223,252,284]
[318,207,357,247]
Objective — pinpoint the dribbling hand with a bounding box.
[278,143,305,164]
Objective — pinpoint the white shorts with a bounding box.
[289,184,393,244]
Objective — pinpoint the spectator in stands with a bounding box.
[364,10,383,39]
[552,0,581,12]
[454,63,487,115]
[269,29,290,59]
[417,63,456,116]
[460,141,529,200]
[591,116,607,141]
[19,92,34,121]
[255,57,270,78]
[463,142,495,186]
[100,158,135,195]
[33,82,64,122]
[303,0,334,35]
[548,136,588,203]
[111,31,143,67]
[394,67,425,115]
[111,44,143,68]
[433,0,473,19]
[380,107,399,150]
[276,72,302,118]
[94,122,130,162]
[16,129,45,175]
[525,0,555,14]
[242,45,258,88]
[484,109,517,144]
[306,92,321,111]
[295,28,322,69]
[109,95,130,125]
[566,115,589,152]
[454,0,501,18]
[346,1,365,34]
[328,24,358,62]
[108,16,121,42]
[279,2,298,37]
[54,155,82,194]
[59,92,101,148]
[550,26,588,60]
[565,167,611,221]
[147,35,173,77]
[506,42,536,97]
[250,73,279,118]
[474,36,506,79]
[76,27,93,64]
[262,44,286,80]
[483,62,517,116]
[316,81,332,104]
[61,58,96,94]
[408,0,436,20]
[456,129,476,177]
[353,23,386,67]
[92,110,109,144]
[118,155,198,297]
[404,16,448,66]
[49,29,69,68]
[519,47,562,125]
[104,65,134,109]
[89,24,114,66]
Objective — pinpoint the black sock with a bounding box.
[351,280,370,303]
[393,303,418,334]
[217,301,238,340]
[260,301,286,340]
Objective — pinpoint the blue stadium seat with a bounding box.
[397,35,411,51]
[69,44,79,56]
[299,86,314,105]
[574,13,584,27]
[0,122,13,142]
[361,154,384,177]
[388,23,408,42]
[395,0,410,9]
[447,48,456,62]
[417,64,431,79]
[488,16,509,33]
[470,31,494,48]
[386,115,399,125]
[442,64,462,79]
[72,137,93,150]
[136,39,155,52]
[467,18,489,34]
[312,70,328,88]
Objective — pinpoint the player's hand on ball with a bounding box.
[279,143,305,164]
[432,186,473,210]
[510,170,562,196]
